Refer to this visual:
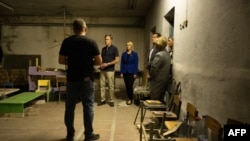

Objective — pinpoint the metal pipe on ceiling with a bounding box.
[0,1,14,11]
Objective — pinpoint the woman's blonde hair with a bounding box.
[155,36,167,50]
[126,41,134,50]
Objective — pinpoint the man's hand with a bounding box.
[100,63,109,69]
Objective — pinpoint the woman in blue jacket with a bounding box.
[120,41,139,105]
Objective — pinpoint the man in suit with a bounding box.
[147,32,161,72]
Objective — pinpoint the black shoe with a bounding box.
[66,134,74,141]
[126,100,132,105]
[97,101,106,106]
[84,133,100,141]
[109,102,114,107]
[66,137,73,141]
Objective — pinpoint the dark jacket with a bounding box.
[149,49,171,100]
[120,51,138,75]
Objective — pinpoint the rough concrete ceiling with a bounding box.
[0,0,153,17]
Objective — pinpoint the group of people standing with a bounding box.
[97,34,139,107]
[147,33,174,103]
[58,18,173,141]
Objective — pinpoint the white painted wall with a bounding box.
[146,0,250,124]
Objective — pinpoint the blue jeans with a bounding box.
[64,79,95,137]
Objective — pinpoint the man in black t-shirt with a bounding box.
[59,18,102,141]
[0,46,3,64]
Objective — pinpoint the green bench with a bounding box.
[0,92,45,116]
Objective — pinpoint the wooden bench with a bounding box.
[0,92,45,116]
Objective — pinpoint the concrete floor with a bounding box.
[0,90,146,141]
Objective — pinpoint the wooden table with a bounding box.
[0,88,20,97]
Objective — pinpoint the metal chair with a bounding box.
[145,101,198,141]
[133,70,150,102]
[56,75,67,103]
[134,81,181,125]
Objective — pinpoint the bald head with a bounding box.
[73,18,88,34]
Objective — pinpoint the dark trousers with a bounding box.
[64,79,94,137]
[123,73,135,100]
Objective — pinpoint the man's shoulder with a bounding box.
[108,45,119,52]
[110,44,118,49]
[102,45,108,48]
[80,36,96,42]
[66,35,90,41]
[63,35,74,41]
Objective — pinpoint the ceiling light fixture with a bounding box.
[0,1,14,11]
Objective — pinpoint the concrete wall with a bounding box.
[146,0,250,124]
[0,17,146,90]
[1,25,145,70]
[1,0,249,124]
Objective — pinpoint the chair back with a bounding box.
[37,80,51,91]
[56,76,67,91]
[167,80,181,95]
[56,76,67,103]
[226,118,245,125]
[56,76,66,83]
[35,79,51,102]
[186,102,198,122]
[166,81,181,110]
[169,95,182,119]
[141,70,149,87]
[133,70,150,103]
[205,115,223,141]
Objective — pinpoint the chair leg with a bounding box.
[149,122,155,141]
[134,102,142,125]
[57,92,59,104]
[46,91,49,102]
[159,113,166,135]
[134,101,148,125]
[140,101,144,141]
[58,92,60,103]
[142,107,147,123]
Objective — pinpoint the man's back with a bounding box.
[60,35,100,81]
[58,18,101,141]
